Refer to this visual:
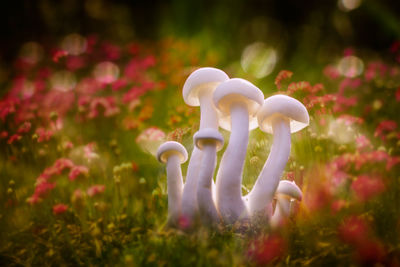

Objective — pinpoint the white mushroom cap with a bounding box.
[193,128,224,151]
[213,78,264,131]
[257,94,309,134]
[276,180,302,201]
[183,67,229,106]
[156,141,188,164]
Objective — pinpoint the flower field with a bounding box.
[1,3,400,265]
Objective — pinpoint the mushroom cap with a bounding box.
[193,128,224,151]
[213,78,264,131]
[257,94,309,134]
[156,141,188,164]
[276,180,302,201]
[183,67,229,106]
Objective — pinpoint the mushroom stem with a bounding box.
[181,147,202,221]
[248,117,291,217]
[216,103,249,223]
[197,144,220,225]
[270,196,291,228]
[166,154,184,225]
[199,90,219,129]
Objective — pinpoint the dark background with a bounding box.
[1,0,400,64]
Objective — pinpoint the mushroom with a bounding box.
[181,67,229,223]
[213,78,264,224]
[193,128,224,226]
[157,141,188,226]
[270,180,302,228]
[246,94,309,220]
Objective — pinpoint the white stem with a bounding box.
[199,90,219,129]
[182,89,219,223]
[181,147,202,221]
[216,103,249,224]
[166,154,184,225]
[270,196,291,228]
[247,117,291,217]
[197,144,220,225]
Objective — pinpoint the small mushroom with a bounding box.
[181,67,229,223]
[213,78,264,224]
[157,141,188,226]
[270,180,302,228]
[193,128,224,226]
[246,94,309,220]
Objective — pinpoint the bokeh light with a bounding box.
[19,42,43,64]
[61,33,87,55]
[93,61,120,84]
[241,42,277,79]
[50,71,77,91]
[337,55,364,77]
[338,0,362,12]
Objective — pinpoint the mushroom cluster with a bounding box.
[156,67,309,230]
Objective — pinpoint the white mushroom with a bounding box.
[213,78,264,224]
[270,180,302,228]
[246,95,309,220]
[193,128,224,226]
[156,141,188,226]
[181,67,229,223]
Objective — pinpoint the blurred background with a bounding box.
[2,0,400,72]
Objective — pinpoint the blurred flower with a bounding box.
[53,204,68,215]
[35,128,53,143]
[355,135,372,151]
[87,184,105,197]
[135,127,165,155]
[7,134,21,144]
[69,165,89,181]
[93,61,120,84]
[338,216,369,245]
[247,235,287,265]
[323,65,340,79]
[351,175,385,201]
[374,120,397,140]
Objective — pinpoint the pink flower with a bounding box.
[36,127,53,143]
[356,135,372,151]
[68,165,89,181]
[17,121,32,134]
[323,65,340,79]
[374,120,397,140]
[53,204,68,215]
[87,184,105,197]
[351,175,385,201]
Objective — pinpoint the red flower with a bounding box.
[87,184,105,197]
[396,87,400,102]
[374,120,397,140]
[351,175,385,201]
[17,121,32,134]
[53,204,68,215]
[338,216,369,245]
[7,134,21,144]
[247,235,287,265]
[274,70,293,89]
